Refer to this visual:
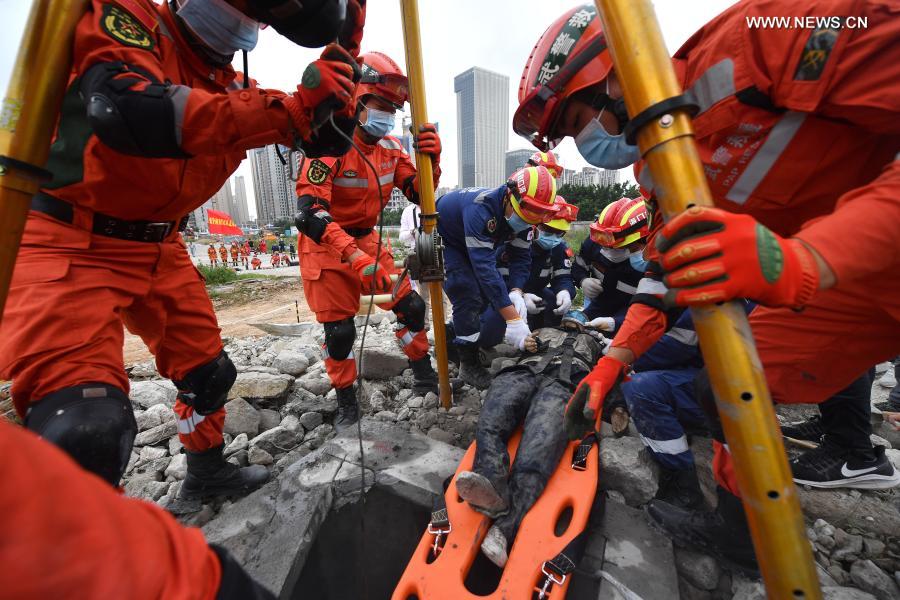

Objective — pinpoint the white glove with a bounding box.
[523,293,544,314]
[504,317,531,351]
[581,278,604,299]
[553,289,572,315]
[587,316,616,332]
[508,289,528,320]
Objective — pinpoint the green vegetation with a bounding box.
[379,209,403,226]
[558,182,641,222]
[196,264,267,287]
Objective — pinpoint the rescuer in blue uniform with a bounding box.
[436,166,559,389]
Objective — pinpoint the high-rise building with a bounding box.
[454,67,509,188]
[232,175,251,227]
[250,144,297,227]
[559,166,620,188]
[504,149,533,178]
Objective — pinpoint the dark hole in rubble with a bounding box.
[292,486,429,599]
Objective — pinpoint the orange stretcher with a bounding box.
[392,430,600,599]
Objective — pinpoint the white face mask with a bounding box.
[600,246,631,263]
[176,0,259,56]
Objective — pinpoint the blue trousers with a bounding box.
[444,245,507,348]
[621,368,705,470]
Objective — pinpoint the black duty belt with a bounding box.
[342,226,374,238]
[31,192,188,243]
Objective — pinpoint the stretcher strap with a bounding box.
[571,433,598,471]
[427,476,454,557]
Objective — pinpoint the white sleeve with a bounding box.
[399,205,417,247]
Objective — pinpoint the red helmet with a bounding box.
[545,195,579,231]
[506,165,560,225]
[526,151,564,179]
[590,197,650,248]
[357,52,409,109]
[513,4,612,151]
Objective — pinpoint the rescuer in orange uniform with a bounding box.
[294,52,442,429]
[230,242,239,267]
[1,419,275,599]
[218,243,229,266]
[207,244,218,266]
[240,242,250,268]
[516,1,900,571]
[0,0,366,501]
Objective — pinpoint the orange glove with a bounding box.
[413,123,441,162]
[350,253,393,294]
[338,0,367,58]
[656,206,819,308]
[564,356,627,440]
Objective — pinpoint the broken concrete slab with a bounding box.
[229,371,294,400]
[250,322,319,337]
[203,453,334,599]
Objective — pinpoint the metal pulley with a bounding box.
[405,212,444,283]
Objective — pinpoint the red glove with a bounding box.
[656,206,820,308]
[283,44,361,135]
[350,253,393,294]
[413,123,441,162]
[338,0,366,58]
[564,356,627,441]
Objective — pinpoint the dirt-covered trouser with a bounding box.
[473,368,570,545]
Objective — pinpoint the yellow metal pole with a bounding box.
[594,1,820,598]
[399,0,452,408]
[0,0,88,325]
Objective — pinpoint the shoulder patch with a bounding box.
[526,229,534,241]
[101,3,155,50]
[564,258,572,268]
[485,217,497,234]
[306,159,331,184]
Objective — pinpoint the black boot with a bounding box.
[655,467,705,511]
[457,343,492,390]
[334,386,359,432]
[647,486,759,575]
[410,356,439,396]
[179,444,269,502]
[443,323,460,364]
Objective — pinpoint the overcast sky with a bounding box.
[2,0,738,218]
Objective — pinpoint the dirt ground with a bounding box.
[122,277,316,364]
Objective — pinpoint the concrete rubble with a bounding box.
[112,322,900,599]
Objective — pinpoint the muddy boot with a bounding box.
[456,470,509,518]
[180,444,269,502]
[334,386,359,432]
[481,524,510,568]
[410,356,439,396]
[655,467,705,511]
[458,344,492,390]
[647,486,759,575]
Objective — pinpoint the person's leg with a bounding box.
[443,247,491,389]
[484,377,570,567]
[623,369,705,509]
[124,239,268,502]
[0,217,147,486]
[459,369,537,516]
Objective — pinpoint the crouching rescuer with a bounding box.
[294,52,443,429]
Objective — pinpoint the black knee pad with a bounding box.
[174,350,237,416]
[324,318,356,361]
[25,383,137,486]
[393,291,426,332]
[694,368,725,443]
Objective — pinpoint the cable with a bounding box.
[326,112,394,600]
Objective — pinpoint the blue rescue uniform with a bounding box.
[572,237,645,332]
[437,186,531,346]
[498,241,576,330]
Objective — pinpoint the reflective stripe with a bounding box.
[725,111,806,205]
[473,191,489,204]
[323,347,356,360]
[497,267,510,276]
[575,256,589,269]
[554,268,571,276]
[465,236,493,249]
[378,137,402,150]
[636,277,667,296]
[616,280,637,295]
[539,268,552,277]
[177,412,206,435]
[378,172,394,186]
[666,327,699,346]
[510,238,530,249]
[589,267,605,282]
[639,433,690,455]
[334,177,368,188]
[399,330,414,346]
[684,59,735,115]
[169,85,191,148]
[456,332,480,342]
